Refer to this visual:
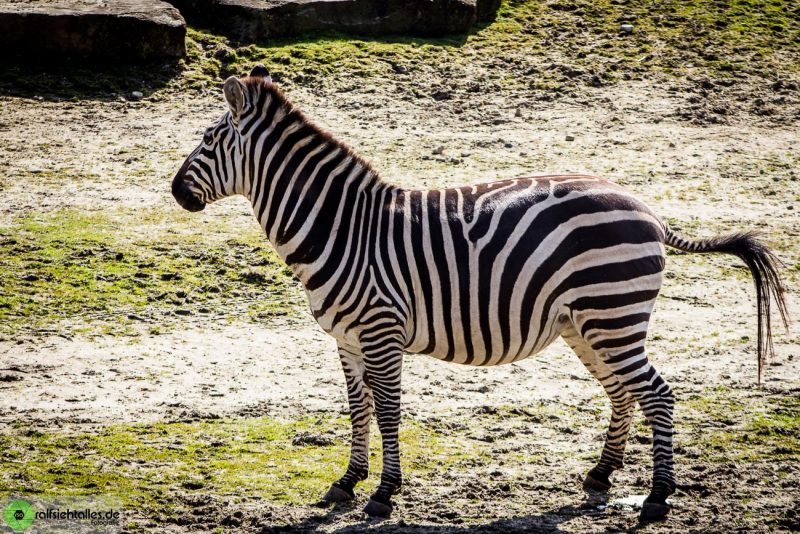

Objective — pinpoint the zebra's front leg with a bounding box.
[362,341,404,517]
[323,344,373,503]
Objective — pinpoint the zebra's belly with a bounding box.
[403,305,569,366]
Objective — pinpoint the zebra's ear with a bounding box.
[223,76,245,120]
[249,64,272,84]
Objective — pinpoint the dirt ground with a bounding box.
[1,36,799,533]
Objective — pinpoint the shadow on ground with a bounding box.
[259,494,654,533]
[0,61,184,102]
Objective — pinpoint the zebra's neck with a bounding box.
[245,113,393,288]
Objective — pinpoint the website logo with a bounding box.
[1,497,122,532]
[2,500,34,532]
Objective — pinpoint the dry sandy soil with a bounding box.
[1,66,799,533]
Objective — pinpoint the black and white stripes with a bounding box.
[171,66,789,522]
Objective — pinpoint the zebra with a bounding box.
[171,65,789,521]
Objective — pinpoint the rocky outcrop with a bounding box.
[0,0,186,62]
[0,0,500,64]
[168,0,500,41]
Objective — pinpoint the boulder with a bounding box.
[168,0,500,41]
[0,0,186,63]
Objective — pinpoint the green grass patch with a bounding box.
[0,208,304,337]
[198,0,799,91]
[683,390,800,462]
[1,389,796,527]
[0,415,484,520]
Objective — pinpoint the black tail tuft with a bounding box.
[664,226,790,384]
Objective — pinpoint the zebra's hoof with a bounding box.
[323,484,355,503]
[639,501,670,522]
[363,498,392,517]
[583,473,612,492]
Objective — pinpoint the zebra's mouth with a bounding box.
[171,173,206,212]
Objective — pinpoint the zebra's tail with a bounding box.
[663,225,790,384]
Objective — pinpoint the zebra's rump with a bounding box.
[393,175,666,366]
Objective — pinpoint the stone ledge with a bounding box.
[0,0,186,62]
[167,0,500,41]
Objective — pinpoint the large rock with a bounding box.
[0,0,186,62]
[168,0,500,41]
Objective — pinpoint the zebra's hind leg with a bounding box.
[323,345,373,504]
[585,326,676,521]
[562,325,635,493]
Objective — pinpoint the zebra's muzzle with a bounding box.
[171,173,206,212]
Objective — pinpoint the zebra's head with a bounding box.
[172,64,274,212]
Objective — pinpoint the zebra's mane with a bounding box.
[242,77,385,184]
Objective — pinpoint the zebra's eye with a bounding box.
[203,132,213,145]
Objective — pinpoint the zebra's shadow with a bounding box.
[265,494,651,533]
